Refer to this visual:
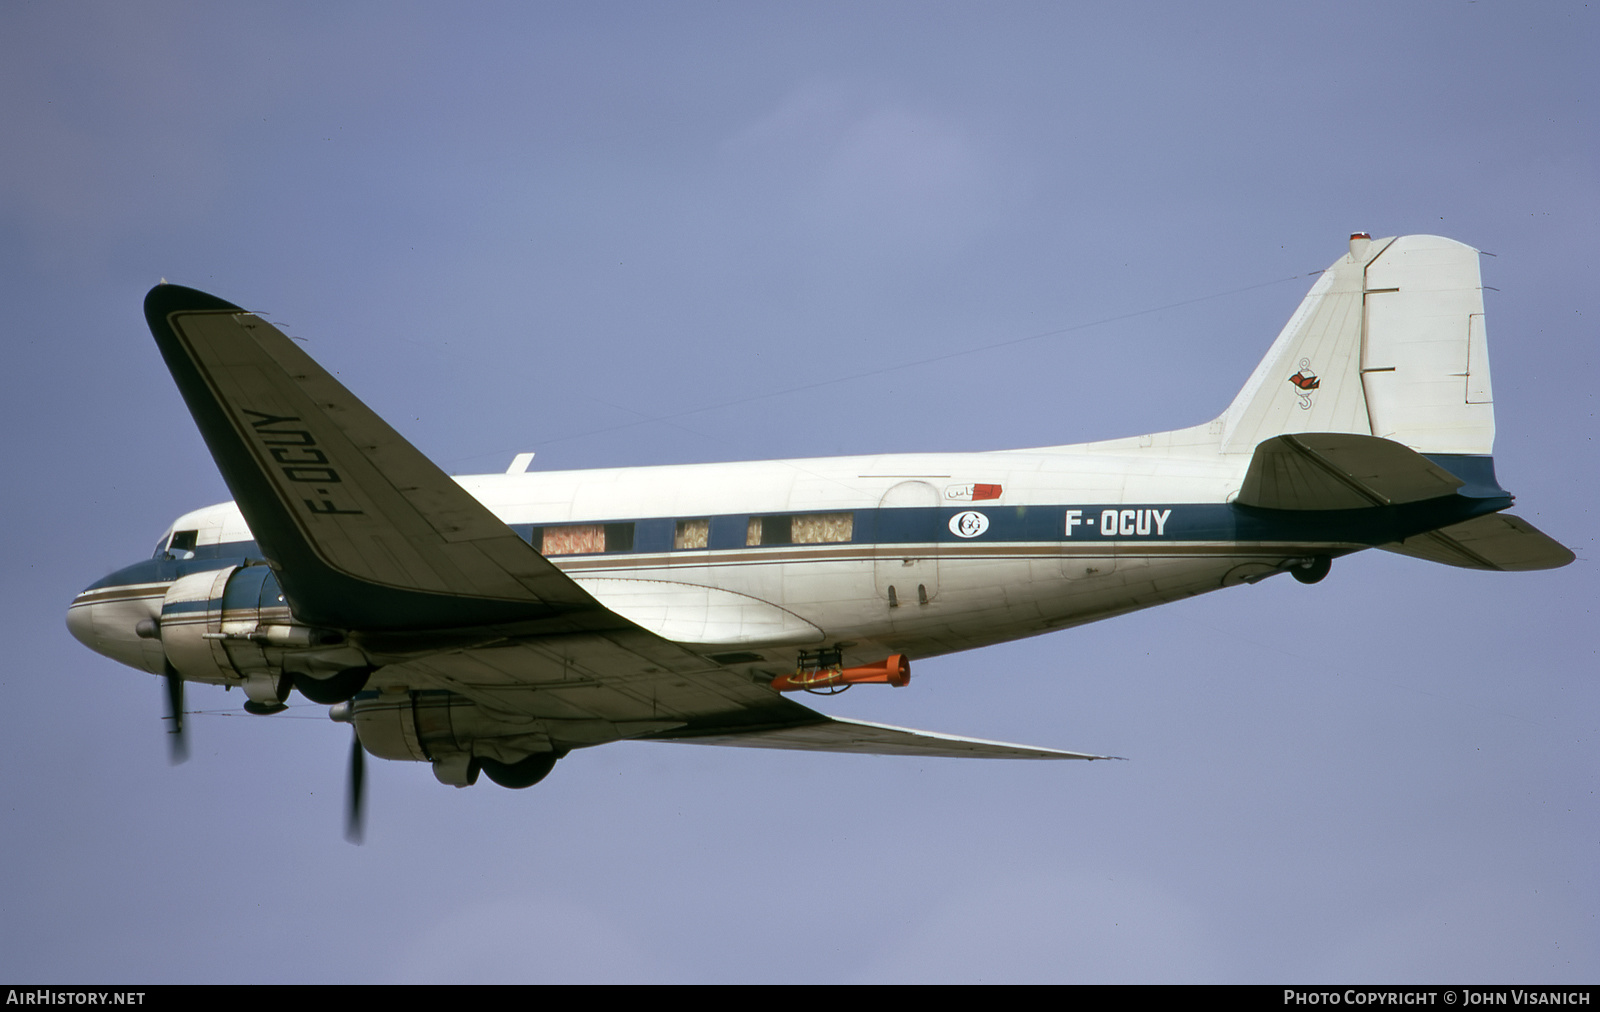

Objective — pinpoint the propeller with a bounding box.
[330,702,365,844]
[345,729,366,844]
[163,664,188,764]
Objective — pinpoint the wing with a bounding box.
[373,637,1108,758]
[146,283,1093,760]
[145,284,592,631]
[368,628,826,751]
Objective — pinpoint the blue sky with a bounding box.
[3,2,1595,983]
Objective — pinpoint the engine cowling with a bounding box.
[157,565,364,695]
[351,689,562,786]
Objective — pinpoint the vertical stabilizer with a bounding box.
[1219,234,1387,453]
[1220,234,1495,457]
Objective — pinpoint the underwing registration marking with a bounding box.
[243,409,365,516]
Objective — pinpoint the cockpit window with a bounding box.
[154,529,199,559]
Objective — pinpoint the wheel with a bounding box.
[1290,556,1332,584]
[478,751,564,789]
[295,667,372,704]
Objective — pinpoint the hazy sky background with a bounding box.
[2,2,1594,983]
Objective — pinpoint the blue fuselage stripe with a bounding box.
[87,492,1508,595]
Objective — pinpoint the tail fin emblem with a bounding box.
[1288,359,1320,409]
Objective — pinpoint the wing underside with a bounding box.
[373,633,1104,759]
[646,717,1113,759]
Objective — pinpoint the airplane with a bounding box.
[67,233,1573,838]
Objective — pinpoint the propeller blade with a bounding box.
[344,729,366,844]
[163,665,188,765]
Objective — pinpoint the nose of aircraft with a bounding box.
[64,595,98,651]
[66,579,169,676]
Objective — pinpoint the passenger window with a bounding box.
[747,513,852,546]
[540,525,604,555]
[674,519,709,550]
[747,515,791,546]
[538,523,635,555]
[603,523,634,553]
[792,513,853,543]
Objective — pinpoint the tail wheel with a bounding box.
[1291,556,1332,584]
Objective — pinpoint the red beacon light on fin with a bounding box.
[772,654,910,693]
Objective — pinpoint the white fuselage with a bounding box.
[118,428,1332,675]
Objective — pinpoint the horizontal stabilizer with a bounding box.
[1237,433,1464,510]
[1381,513,1575,571]
[649,715,1113,760]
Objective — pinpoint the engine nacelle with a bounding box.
[349,690,574,788]
[157,565,364,690]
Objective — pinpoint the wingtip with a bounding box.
[144,282,246,318]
